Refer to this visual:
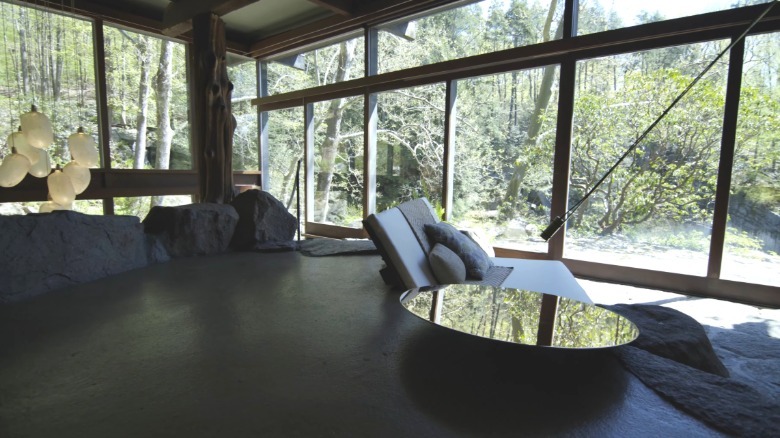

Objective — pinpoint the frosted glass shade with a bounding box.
[0,152,32,187]
[63,161,91,194]
[7,130,39,164]
[38,201,56,213]
[68,130,99,167]
[47,169,76,205]
[20,107,54,149]
[39,201,72,213]
[28,149,51,178]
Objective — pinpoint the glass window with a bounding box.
[376,84,445,212]
[114,195,192,219]
[0,3,98,169]
[264,35,364,96]
[228,57,259,171]
[722,32,780,287]
[577,0,770,35]
[566,42,729,276]
[0,200,102,215]
[104,26,190,170]
[452,66,559,254]
[311,96,364,228]
[377,0,563,74]
[265,107,304,214]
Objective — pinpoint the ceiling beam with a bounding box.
[163,0,260,36]
[13,0,250,55]
[306,0,356,16]
[15,0,164,33]
[248,0,461,58]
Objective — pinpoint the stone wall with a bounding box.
[728,191,780,253]
[0,211,163,303]
[0,190,297,304]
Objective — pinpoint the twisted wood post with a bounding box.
[191,12,236,204]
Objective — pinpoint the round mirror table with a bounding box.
[401,284,638,349]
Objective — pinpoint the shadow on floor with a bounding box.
[398,326,629,435]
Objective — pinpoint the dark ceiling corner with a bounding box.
[306,0,357,16]
[162,0,260,36]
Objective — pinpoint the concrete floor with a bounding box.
[0,252,725,437]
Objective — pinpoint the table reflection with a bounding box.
[401,285,638,349]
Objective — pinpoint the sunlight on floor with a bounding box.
[582,279,780,339]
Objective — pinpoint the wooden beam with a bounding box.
[163,0,259,37]
[12,0,250,55]
[190,13,237,203]
[253,5,780,111]
[247,0,462,58]
[0,170,259,203]
[307,0,356,16]
[15,0,164,33]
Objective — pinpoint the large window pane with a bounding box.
[0,200,102,215]
[577,0,769,36]
[104,26,190,170]
[0,3,98,169]
[228,57,259,171]
[378,0,563,74]
[452,66,559,253]
[567,42,729,275]
[312,96,364,227]
[376,84,445,212]
[266,107,303,214]
[722,32,780,287]
[264,35,364,96]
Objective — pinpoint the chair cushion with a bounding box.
[424,222,493,280]
[459,228,495,257]
[428,243,467,284]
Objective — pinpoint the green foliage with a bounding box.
[725,227,764,255]
[258,1,780,259]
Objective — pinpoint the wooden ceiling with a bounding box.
[17,0,464,59]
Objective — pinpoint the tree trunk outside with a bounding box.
[502,0,562,217]
[315,39,356,222]
[51,21,63,100]
[130,35,153,170]
[151,40,175,207]
[17,9,29,94]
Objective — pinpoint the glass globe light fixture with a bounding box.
[47,168,76,206]
[0,148,32,187]
[20,105,54,149]
[39,200,72,213]
[28,148,51,178]
[68,127,99,167]
[38,201,57,213]
[7,128,39,164]
[62,161,90,194]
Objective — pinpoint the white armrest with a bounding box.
[493,258,592,304]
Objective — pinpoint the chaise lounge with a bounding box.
[363,198,592,303]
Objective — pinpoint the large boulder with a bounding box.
[606,303,729,377]
[143,203,239,258]
[0,211,155,303]
[230,190,297,250]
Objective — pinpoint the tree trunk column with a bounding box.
[191,12,235,204]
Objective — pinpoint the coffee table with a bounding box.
[401,284,638,349]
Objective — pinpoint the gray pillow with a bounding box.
[424,222,493,280]
[428,243,467,284]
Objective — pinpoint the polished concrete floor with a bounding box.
[0,252,724,437]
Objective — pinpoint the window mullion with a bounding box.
[549,60,576,260]
[442,79,457,222]
[708,38,745,279]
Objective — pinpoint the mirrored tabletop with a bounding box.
[401,284,638,349]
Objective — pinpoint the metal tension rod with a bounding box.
[540,0,779,241]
